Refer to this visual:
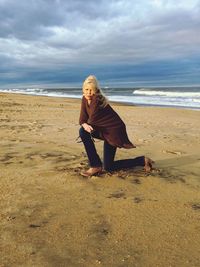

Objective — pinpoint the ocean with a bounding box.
[1,86,200,110]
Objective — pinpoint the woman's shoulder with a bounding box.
[93,94,109,108]
[81,96,88,110]
[92,94,99,100]
[91,94,101,105]
[81,96,87,104]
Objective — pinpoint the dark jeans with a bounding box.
[79,127,145,171]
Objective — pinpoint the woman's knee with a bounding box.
[79,127,90,138]
[103,162,113,172]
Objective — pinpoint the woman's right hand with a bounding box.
[82,123,94,133]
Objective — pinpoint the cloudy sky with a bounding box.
[0,0,200,88]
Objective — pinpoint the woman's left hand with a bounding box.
[82,123,93,133]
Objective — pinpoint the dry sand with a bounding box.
[0,92,200,267]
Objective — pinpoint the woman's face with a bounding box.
[83,83,96,101]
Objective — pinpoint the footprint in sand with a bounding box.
[108,191,126,199]
[29,224,41,228]
[0,153,17,164]
[133,197,143,203]
[131,178,141,184]
[90,218,111,240]
[191,203,200,211]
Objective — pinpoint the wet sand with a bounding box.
[0,92,200,267]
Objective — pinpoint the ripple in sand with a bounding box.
[152,169,186,183]
[162,150,184,155]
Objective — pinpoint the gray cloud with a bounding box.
[0,0,121,40]
[0,0,200,86]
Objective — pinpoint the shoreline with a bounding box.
[0,92,200,267]
[1,91,200,111]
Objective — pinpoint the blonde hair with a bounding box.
[82,75,108,108]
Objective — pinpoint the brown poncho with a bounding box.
[79,95,134,148]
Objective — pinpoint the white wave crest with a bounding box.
[133,89,200,98]
[192,99,200,103]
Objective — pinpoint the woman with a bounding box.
[79,75,154,177]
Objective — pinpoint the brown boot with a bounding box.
[144,157,155,172]
[81,167,102,177]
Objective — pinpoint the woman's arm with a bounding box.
[79,97,89,125]
[79,97,93,133]
[87,95,101,125]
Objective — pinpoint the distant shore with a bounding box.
[0,92,200,267]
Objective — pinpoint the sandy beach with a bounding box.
[0,92,200,267]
